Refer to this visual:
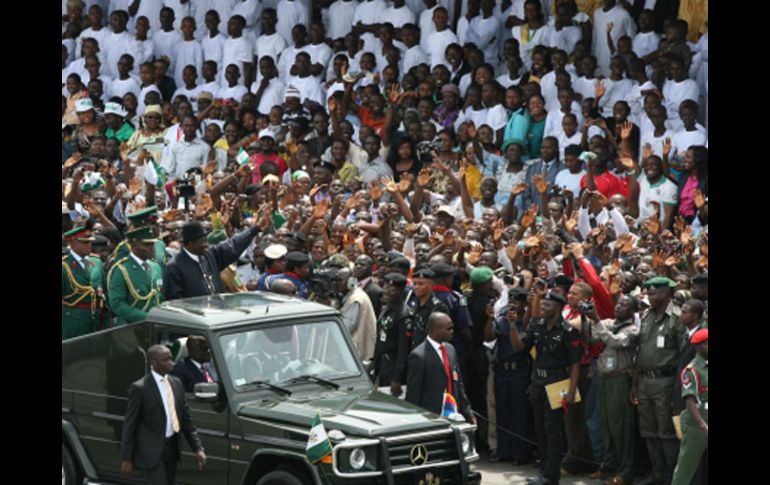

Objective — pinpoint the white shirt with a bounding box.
[419,5,439,54]
[217,84,249,102]
[625,80,656,121]
[222,35,255,85]
[573,76,600,102]
[556,131,583,161]
[426,29,457,70]
[554,168,587,195]
[454,106,487,132]
[670,126,708,161]
[353,0,388,26]
[305,42,334,79]
[287,75,325,105]
[599,78,634,118]
[130,252,150,269]
[164,0,191,30]
[639,128,674,163]
[637,172,678,222]
[542,24,582,55]
[662,79,700,130]
[103,31,133,79]
[153,30,184,72]
[381,5,416,29]
[276,0,310,45]
[456,15,471,46]
[426,335,447,363]
[485,104,508,139]
[76,27,112,60]
[232,0,263,35]
[402,45,429,76]
[162,137,211,180]
[543,103,583,138]
[134,0,164,33]
[151,370,176,438]
[69,250,87,270]
[329,0,358,40]
[512,24,547,71]
[632,31,660,59]
[592,5,637,77]
[173,39,204,89]
[467,15,503,64]
[255,32,288,66]
[252,77,286,114]
[183,247,201,263]
[277,45,309,82]
[201,32,227,81]
[497,73,522,89]
[577,206,629,240]
[128,38,155,76]
[137,84,161,115]
[172,85,204,110]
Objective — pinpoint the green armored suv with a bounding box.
[62,292,481,485]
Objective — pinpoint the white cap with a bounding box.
[104,102,127,117]
[436,205,455,217]
[75,98,95,113]
[264,244,288,260]
[258,128,275,139]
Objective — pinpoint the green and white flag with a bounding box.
[306,412,333,463]
[80,172,105,192]
[236,147,250,166]
[144,159,166,188]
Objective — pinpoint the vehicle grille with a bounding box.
[388,435,459,469]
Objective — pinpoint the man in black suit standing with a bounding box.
[164,221,262,300]
[406,312,476,424]
[121,345,207,484]
[172,336,218,393]
[354,255,384,317]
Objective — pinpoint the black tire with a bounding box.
[62,444,81,485]
[256,470,306,485]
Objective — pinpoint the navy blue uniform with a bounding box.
[372,301,413,386]
[493,317,534,463]
[433,287,473,373]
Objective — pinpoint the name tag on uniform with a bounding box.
[657,335,665,348]
[380,331,387,342]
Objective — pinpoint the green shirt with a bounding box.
[680,354,708,413]
[105,122,135,143]
[636,301,686,372]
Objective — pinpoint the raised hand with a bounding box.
[398,176,411,194]
[458,158,467,179]
[620,121,633,140]
[443,231,455,248]
[595,80,606,99]
[664,254,680,267]
[644,215,660,236]
[467,242,483,264]
[236,163,252,178]
[129,177,142,196]
[382,176,399,193]
[568,241,584,259]
[616,233,635,254]
[532,174,548,194]
[313,197,330,219]
[119,142,130,162]
[619,156,636,172]
[64,152,83,170]
[606,22,614,33]
[662,137,672,157]
[370,179,383,202]
[389,83,401,104]
[520,204,538,228]
[642,142,653,161]
[693,189,706,209]
[493,219,505,242]
[651,249,666,269]
[417,168,431,188]
[309,183,328,199]
[563,210,579,234]
[344,192,362,211]
[511,182,528,196]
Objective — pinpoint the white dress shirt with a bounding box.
[151,370,175,438]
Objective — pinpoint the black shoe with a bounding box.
[488,450,500,463]
[511,457,534,466]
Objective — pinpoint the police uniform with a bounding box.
[108,206,167,271]
[517,292,582,485]
[635,277,687,485]
[62,227,105,339]
[282,251,311,299]
[431,263,473,376]
[408,268,449,348]
[372,274,414,387]
[671,329,708,485]
[256,244,288,291]
[107,227,164,325]
[493,315,534,463]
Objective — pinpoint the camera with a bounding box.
[176,177,196,198]
[309,269,338,300]
[577,302,594,314]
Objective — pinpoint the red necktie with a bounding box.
[440,344,453,397]
[201,365,213,383]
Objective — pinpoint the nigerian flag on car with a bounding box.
[236,147,250,166]
[306,412,333,463]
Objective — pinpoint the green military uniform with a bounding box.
[671,338,708,485]
[635,277,687,484]
[107,227,164,325]
[62,227,105,339]
[109,206,168,271]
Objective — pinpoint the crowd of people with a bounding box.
[62,1,708,484]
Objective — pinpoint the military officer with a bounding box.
[631,277,687,485]
[671,329,708,485]
[408,267,448,348]
[62,226,105,339]
[372,273,414,398]
[509,290,582,485]
[108,226,164,325]
[109,206,168,270]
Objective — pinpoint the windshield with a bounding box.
[220,320,361,390]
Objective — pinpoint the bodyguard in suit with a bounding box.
[172,336,218,393]
[354,255,384,317]
[406,312,475,423]
[521,137,564,210]
[164,221,262,300]
[108,226,164,325]
[121,345,206,484]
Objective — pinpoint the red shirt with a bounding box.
[358,106,387,139]
[580,170,623,198]
[250,152,289,184]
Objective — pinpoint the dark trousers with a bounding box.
[598,374,635,483]
[562,366,596,473]
[467,348,489,449]
[495,370,534,462]
[143,436,179,485]
[530,385,564,483]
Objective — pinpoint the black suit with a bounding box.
[164,225,260,300]
[362,279,384,317]
[172,357,214,393]
[406,340,472,420]
[121,373,203,485]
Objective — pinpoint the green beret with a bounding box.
[207,229,226,244]
[470,266,494,285]
[643,276,677,289]
[126,226,158,243]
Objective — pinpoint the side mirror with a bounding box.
[193,382,219,402]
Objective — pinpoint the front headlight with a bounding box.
[349,447,366,470]
[460,433,471,454]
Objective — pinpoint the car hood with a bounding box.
[236,387,449,437]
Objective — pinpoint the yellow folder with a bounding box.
[545,379,581,410]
